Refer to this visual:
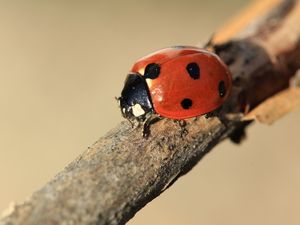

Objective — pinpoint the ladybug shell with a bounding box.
[131,47,232,119]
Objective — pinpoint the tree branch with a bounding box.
[1,0,300,225]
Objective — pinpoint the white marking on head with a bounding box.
[131,104,145,117]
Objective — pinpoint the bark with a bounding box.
[1,0,300,225]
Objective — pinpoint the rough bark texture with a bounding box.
[1,0,300,225]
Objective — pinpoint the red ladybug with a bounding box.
[119,46,232,120]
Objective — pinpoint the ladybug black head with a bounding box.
[119,73,153,120]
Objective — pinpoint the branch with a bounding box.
[1,0,300,225]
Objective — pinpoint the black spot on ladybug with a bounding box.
[186,62,200,79]
[144,63,160,79]
[219,80,226,97]
[181,98,193,109]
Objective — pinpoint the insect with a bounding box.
[119,46,232,129]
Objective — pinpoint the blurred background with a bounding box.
[0,0,299,224]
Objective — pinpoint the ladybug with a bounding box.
[119,46,232,122]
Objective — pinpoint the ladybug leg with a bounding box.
[205,111,216,119]
[142,114,162,138]
[124,116,141,129]
[205,106,222,119]
[174,120,186,127]
[193,116,199,122]
[126,118,135,128]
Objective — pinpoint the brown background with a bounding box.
[0,1,299,225]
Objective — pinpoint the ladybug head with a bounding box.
[119,73,153,120]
